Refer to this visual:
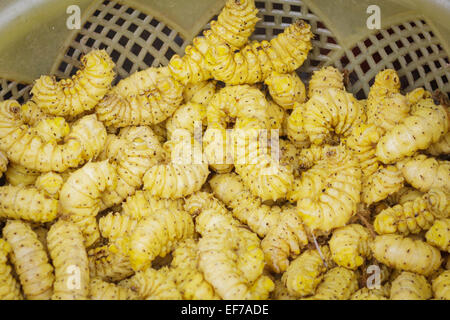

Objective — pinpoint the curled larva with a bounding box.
[59,160,117,246]
[390,271,432,300]
[30,49,115,117]
[47,220,90,300]
[96,67,183,128]
[282,246,331,297]
[0,101,107,172]
[301,67,366,145]
[371,234,441,276]
[329,224,371,270]
[3,220,54,300]
[0,239,22,300]
[184,191,228,217]
[376,99,448,164]
[32,117,70,143]
[205,21,313,85]
[293,146,362,232]
[129,208,194,271]
[0,185,58,222]
[168,0,259,85]
[0,150,8,178]
[98,212,138,241]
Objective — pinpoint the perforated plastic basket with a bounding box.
[0,0,449,103]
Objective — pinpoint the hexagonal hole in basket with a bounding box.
[0,79,31,103]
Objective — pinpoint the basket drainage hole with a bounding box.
[152,38,163,50]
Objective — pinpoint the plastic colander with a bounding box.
[0,0,449,103]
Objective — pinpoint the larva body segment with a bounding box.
[398,155,450,193]
[0,185,58,222]
[98,212,138,241]
[5,162,40,186]
[367,69,410,133]
[387,187,424,206]
[265,71,306,110]
[0,239,23,300]
[100,131,163,208]
[32,117,70,143]
[89,278,134,300]
[261,207,308,273]
[286,101,309,147]
[3,220,54,300]
[166,102,207,139]
[96,67,183,128]
[88,246,134,282]
[294,147,362,232]
[122,190,184,220]
[170,239,219,300]
[168,0,259,85]
[329,224,371,270]
[209,173,280,237]
[47,220,90,300]
[128,267,181,300]
[309,267,359,300]
[425,219,450,252]
[129,209,194,271]
[31,49,115,117]
[182,80,216,105]
[59,160,117,246]
[390,271,432,300]
[282,246,331,297]
[205,21,313,85]
[271,279,296,300]
[361,165,404,205]
[350,287,389,300]
[35,172,64,199]
[344,123,382,178]
[432,270,450,300]
[376,99,448,164]
[143,130,209,199]
[427,131,450,156]
[371,235,441,276]
[184,191,228,217]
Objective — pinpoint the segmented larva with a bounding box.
[3,220,54,300]
[47,220,90,300]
